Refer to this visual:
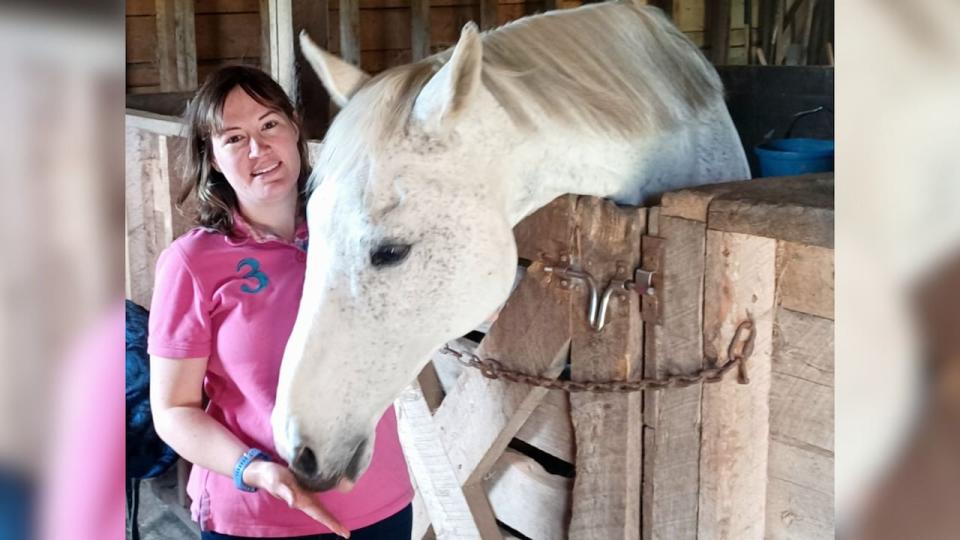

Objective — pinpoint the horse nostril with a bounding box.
[293,446,318,477]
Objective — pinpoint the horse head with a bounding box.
[271,24,520,491]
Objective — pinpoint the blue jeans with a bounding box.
[199,504,412,540]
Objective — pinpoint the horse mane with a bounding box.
[476,1,722,134]
[310,1,721,191]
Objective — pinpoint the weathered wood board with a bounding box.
[642,214,707,540]
[568,199,644,539]
[698,230,776,540]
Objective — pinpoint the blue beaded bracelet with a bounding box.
[233,448,270,492]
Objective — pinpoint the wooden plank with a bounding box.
[127,0,155,16]
[340,0,362,66]
[675,0,705,31]
[195,12,261,61]
[195,0,260,13]
[513,195,578,262]
[411,0,431,61]
[707,0,732,64]
[127,63,160,90]
[480,0,498,30]
[769,308,834,454]
[515,388,574,464]
[773,307,833,386]
[260,0,273,74]
[769,371,833,451]
[698,230,776,540]
[642,215,706,540]
[684,27,748,48]
[568,199,644,539]
[410,479,435,540]
[777,241,834,319]
[127,16,158,64]
[766,439,834,539]
[125,127,158,306]
[396,381,490,539]
[707,194,833,248]
[485,449,572,539]
[660,174,834,248]
[125,110,186,137]
[156,0,198,91]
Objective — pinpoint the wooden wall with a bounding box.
[126,0,769,94]
[128,0,264,94]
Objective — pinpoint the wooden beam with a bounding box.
[515,388,574,464]
[259,0,274,75]
[156,0,198,91]
[758,0,777,62]
[568,199,644,539]
[485,450,572,539]
[707,0,732,64]
[396,381,491,538]
[777,241,834,319]
[411,0,431,60]
[267,0,331,138]
[642,214,707,540]
[698,230,776,540]
[480,0,498,31]
[766,307,834,538]
[340,0,361,67]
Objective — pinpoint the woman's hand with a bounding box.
[243,460,351,538]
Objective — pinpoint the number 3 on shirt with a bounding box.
[237,258,269,294]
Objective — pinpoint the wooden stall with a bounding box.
[398,173,834,539]
[127,0,832,136]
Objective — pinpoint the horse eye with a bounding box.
[370,244,411,268]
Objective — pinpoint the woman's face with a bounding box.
[210,86,301,210]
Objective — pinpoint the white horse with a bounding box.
[272,0,749,490]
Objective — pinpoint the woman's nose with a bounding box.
[249,135,269,157]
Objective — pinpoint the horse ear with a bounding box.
[414,22,483,130]
[299,31,371,107]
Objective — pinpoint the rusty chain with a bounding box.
[441,319,756,393]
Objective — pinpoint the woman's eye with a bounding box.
[225,135,243,145]
[263,120,278,130]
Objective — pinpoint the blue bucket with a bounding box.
[754,138,834,177]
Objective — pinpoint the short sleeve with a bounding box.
[147,244,213,358]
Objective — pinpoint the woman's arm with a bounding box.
[150,355,351,538]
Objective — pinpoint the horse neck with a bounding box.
[500,126,651,225]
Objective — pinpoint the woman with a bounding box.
[148,66,413,539]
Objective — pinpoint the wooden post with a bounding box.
[707,0,732,64]
[155,0,197,91]
[396,380,491,539]
[266,0,331,139]
[697,230,776,540]
[340,0,361,67]
[411,0,431,61]
[568,199,645,539]
[642,213,708,540]
[480,0,498,31]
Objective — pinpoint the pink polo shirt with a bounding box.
[147,215,413,537]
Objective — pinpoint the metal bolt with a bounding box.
[618,293,628,302]
[560,254,569,262]
[545,276,552,284]
[560,280,570,288]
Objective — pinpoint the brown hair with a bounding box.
[178,65,311,234]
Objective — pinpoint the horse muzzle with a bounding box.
[288,436,372,492]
